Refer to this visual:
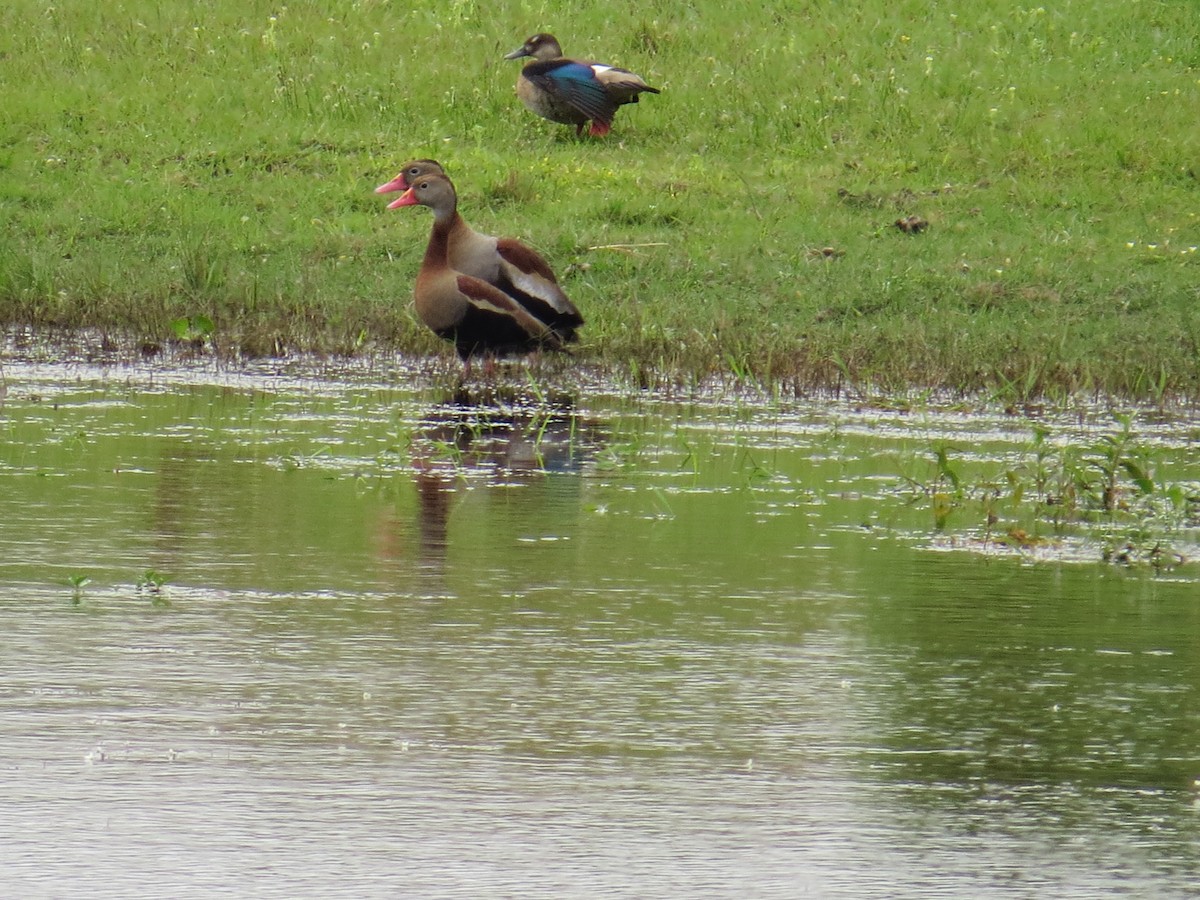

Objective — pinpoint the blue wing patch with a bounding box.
[526,60,616,123]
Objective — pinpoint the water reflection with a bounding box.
[859,555,1200,794]
[4,356,1200,897]
[151,439,213,572]
[416,386,602,475]
[385,385,606,576]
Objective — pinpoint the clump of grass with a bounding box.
[136,569,173,606]
[0,1,1197,397]
[66,574,91,605]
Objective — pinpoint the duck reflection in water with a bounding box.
[384,385,606,576]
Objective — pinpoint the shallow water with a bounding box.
[2,352,1200,897]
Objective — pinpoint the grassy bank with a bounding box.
[1,0,1197,399]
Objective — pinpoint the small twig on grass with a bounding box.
[585,242,669,253]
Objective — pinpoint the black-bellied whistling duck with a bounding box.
[376,159,583,342]
[387,173,566,362]
[503,33,659,137]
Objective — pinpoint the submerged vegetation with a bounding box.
[0,1,1197,398]
[899,412,1200,568]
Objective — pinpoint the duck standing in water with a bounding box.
[504,33,659,137]
[376,159,583,342]
[385,173,568,363]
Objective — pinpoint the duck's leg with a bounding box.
[482,354,500,379]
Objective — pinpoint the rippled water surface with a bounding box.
[2,352,1200,898]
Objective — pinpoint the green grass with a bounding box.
[1,0,1198,398]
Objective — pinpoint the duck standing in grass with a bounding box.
[376,159,583,341]
[384,172,568,363]
[503,33,659,137]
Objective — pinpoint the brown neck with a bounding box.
[421,207,463,271]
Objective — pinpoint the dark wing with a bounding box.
[495,238,558,283]
[524,59,618,125]
[495,239,584,336]
[454,275,565,354]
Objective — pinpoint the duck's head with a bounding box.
[376,159,446,195]
[504,33,563,62]
[387,172,457,213]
